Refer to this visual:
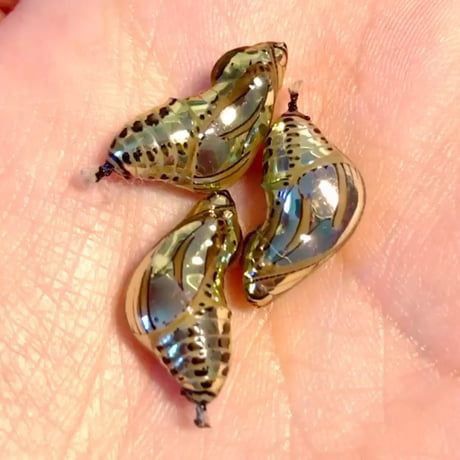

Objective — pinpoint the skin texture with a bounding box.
[0,0,459,458]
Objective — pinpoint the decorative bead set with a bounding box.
[94,42,365,427]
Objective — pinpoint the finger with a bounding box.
[0,1,458,458]
[0,0,18,13]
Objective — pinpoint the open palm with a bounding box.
[1,0,459,458]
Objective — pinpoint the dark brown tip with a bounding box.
[288,88,299,112]
[95,162,114,182]
[194,402,211,428]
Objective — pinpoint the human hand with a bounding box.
[0,1,458,458]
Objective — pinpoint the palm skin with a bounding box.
[0,0,459,458]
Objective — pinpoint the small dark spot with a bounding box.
[194,368,208,377]
[145,114,158,126]
[218,338,230,348]
[192,357,206,365]
[133,150,142,161]
[160,174,168,180]
[287,149,293,154]
[327,147,334,151]
[222,366,229,376]
[207,110,212,115]
[162,357,171,365]
[132,120,143,132]
[199,114,205,120]
[173,176,179,182]
[314,128,321,134]
[159,107,169,118]
[183,142,188,149]
[222,322,230,334]
[187,343,199,351]
[221,352,230,363]
[205,292,212,298]
[201,381,212,389]
[305,115,311,121]
[170,368,178,375]
[198,302,205,307]
[169,98,177,105]
[110,139,116,149]
[119,127,128,138]
[146,151,154,161]
[122,152,131,164]
[187,328,195,337]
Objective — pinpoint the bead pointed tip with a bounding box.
[194,403,211,428]
[287,80,303,112]
[94,161,114,182]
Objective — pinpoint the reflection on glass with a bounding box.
[267,186,301,262]
[170,128,190,144]
[299,166,338,219]
[220,106,238,125]
[148,274,188,330]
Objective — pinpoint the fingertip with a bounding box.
[0,0,19,15]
